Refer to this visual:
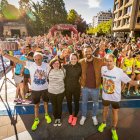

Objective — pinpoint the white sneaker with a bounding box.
[57,119,62,127]
[92,116,98,126]
[53,119,58,127]
[80,116,86,125]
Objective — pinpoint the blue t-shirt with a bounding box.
[107,49,113,54]
[20,55,30,75]
[14,50,22,56]
[15,63,23,75]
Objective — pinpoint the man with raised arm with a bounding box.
[0,47,51,131]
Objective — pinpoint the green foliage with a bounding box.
[67,9,87,33]
[24,0,68,35]
[0,0,21,20]
[87,20,112,35]
[67,9,78,23]
[2,4,21,20]
[42,0,67,26]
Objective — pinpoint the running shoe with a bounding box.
[14,98,19,103]
[98,123,106,132]
[45,114,52,124]
[53,119,58,127]
[79,116,86,125]
[22,100,32,104]
[111,129,118,140]
[126,91,130,96]
[17,98,22,104]
[71,117,77,126]
[92,116,98,126]
[68,115,73,124]
[31,118,40,131]
[57,119,62,126]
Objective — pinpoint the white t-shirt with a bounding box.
[101,66,131,102]
[26,61,48,91]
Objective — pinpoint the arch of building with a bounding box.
[49,24,78,37]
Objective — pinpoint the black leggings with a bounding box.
[49,92,64,119]
[65,89,80,117]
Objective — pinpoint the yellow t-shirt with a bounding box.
[134,58,140,74]
[122,58,134,74]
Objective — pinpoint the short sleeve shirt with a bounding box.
[101,66,131,102]
[20,55,30,74]
[26,61,49,91]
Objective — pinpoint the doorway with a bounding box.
[11,29,20,37]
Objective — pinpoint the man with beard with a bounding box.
[79,46,104,126]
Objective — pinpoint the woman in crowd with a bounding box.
[133,52,140,95]
[121,51,135,96]
[64,53,82,126]
[48,58,66,127]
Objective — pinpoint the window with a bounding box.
[115,3,119,10]
[115,13,118,18]
[118,20,121,27]
[124,18,130,24]
[126,6,131,14]
[124,6,132,15]
[137,17,140,24]
[120,0,123,7]
[114,22,117,27]
[119,10,122,17]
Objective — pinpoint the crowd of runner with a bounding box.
[0,32,140,140]
[2,33,140,101]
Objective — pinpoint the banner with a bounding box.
[0,41,18,51]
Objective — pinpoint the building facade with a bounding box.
[3,22,28,37]
[93,10,112,28]
[113,0,140,38]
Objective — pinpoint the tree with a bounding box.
[87,20,112,35]
[0,0,21,21]
[67,9,77,23]
[67,9,87,33]
[42,0,67,26]
[20,0,68,35]
[25,1,45,35]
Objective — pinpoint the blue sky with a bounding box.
[7,0,114,23]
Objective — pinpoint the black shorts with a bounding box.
[135,73,140,76]
[32,89,49,104]
[24,74,30,78]
[102,99,120,109]
[127,74,133,78]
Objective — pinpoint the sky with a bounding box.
[7,0,114,24]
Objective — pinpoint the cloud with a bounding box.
[87,0,101,8]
